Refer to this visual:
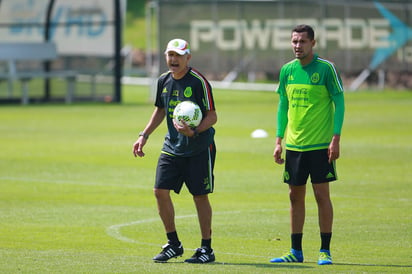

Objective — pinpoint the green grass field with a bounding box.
[0,86,411,273]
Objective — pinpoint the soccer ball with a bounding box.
[173,101,202,128]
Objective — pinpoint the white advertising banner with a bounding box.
[0,0,116,56]
[157,0,412,77]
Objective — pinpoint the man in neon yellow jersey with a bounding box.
[271,24,345,265]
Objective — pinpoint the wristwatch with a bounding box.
[139,131,149,140]
[192,128,199,138]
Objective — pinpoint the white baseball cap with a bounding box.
[164,38,191,55]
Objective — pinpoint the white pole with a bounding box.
[349,69,371,91]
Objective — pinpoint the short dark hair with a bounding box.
[292,24,315,40]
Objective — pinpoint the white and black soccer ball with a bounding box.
[173,101,202,128]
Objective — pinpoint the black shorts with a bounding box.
[155,142,216,195]
[283,149,337,186]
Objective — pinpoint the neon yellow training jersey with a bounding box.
[277,54,344,152]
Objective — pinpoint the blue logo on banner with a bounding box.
[369,2,412,70]
[9,3,107,39]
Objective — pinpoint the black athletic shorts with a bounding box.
[283,149,337,186]
[155,142,216,195]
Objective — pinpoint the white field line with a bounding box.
[106,210,275,258]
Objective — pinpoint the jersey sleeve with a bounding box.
[191,68,215,111]
[325,63,345,135]
[154,73,168,108]
[276,66,287,96]
[326,62,344,96]
[276,92,289,138]
[203,80,215,111]
[276,66,289,138]
[332,92,345,135]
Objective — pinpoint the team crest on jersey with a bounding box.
[184,86,193,98]
[311,72,320,83]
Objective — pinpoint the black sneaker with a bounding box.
[152,243,184,262]
[184,247,215,264]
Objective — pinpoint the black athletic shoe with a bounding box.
[184,247,215,264]
[152,243,184,262]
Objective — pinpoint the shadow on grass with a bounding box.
[215,262,313,269]
[163,260,412,270]
[162,261,313,269]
